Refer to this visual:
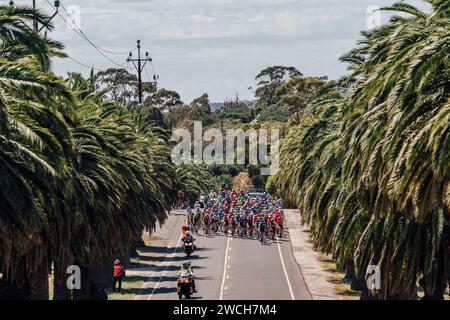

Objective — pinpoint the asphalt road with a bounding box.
[138,210,312,300]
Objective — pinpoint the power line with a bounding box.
[144,65,152,83]
[42,1,157,83]
[150,58,157,75]
[58,1,135,56]
[45,0,128,68]
[68,56,106,72]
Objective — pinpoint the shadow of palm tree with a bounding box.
[138,246,180,254]
[120,286,176,295]
[139,255,208,263]
[141,275,178,282]
[195,276,214,281]
[138,264,207,273]
[121,275,148,282]
[150,286,177,295]
[144,264,181,272]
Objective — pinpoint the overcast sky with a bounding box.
[15,0,429,102]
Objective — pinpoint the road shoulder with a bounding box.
[285,209,343,300]
[108,210,184,300]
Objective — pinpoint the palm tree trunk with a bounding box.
[387,277,417,300]
[53,249,73,300]
[344,258,366,293]
[29,256,49,300]
[0,264,31,300]
[422,272,445,300]
[71,263,91,300]
[0,277,31,300]
[423,286,445,300]
[88,256,108,300]
[53,264,71,300]
[422,240,447,300]
[102,258,113,292]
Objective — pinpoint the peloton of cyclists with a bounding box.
[185,187,285,242]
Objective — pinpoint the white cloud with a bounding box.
[12,0,430,101]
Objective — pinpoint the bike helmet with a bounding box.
[183,260,191,267]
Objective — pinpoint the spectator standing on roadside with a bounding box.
[112,259,125,293]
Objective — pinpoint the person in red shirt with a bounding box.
[181,225,188,239]
[113,259,125,293]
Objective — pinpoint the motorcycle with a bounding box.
[183,241,194,256]
[177,276,194,299]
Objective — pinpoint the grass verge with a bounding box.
[317,253,360,300]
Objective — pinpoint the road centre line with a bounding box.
[219,236,231,300]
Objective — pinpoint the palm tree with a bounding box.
[0,8,177,298]
[0,5,72,299]
[176,163,214,204]
[50,73,175,299]
[276,0,450,299]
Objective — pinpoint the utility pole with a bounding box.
[9,1,60,32]
[127,40,158,104]
[32,0,38,31]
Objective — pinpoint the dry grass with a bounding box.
[107,256,145,300]
[107,275,144,300]
[317,253,361,300]
[142,233,164,246]
[317,253,450,300]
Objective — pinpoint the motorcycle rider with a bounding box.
[183,231,195,247]
[181,224,191,240]
[178,260,197,293]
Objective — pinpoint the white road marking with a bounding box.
[219,236,231,300]
[147,237,181,300]
[276,236,295,300]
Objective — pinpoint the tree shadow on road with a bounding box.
[140,264,207,272]
[195,276,214,281]
[139,254,208,263]
[123,286,177,296]
[138,246,180,254]
[141,275,178,283]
